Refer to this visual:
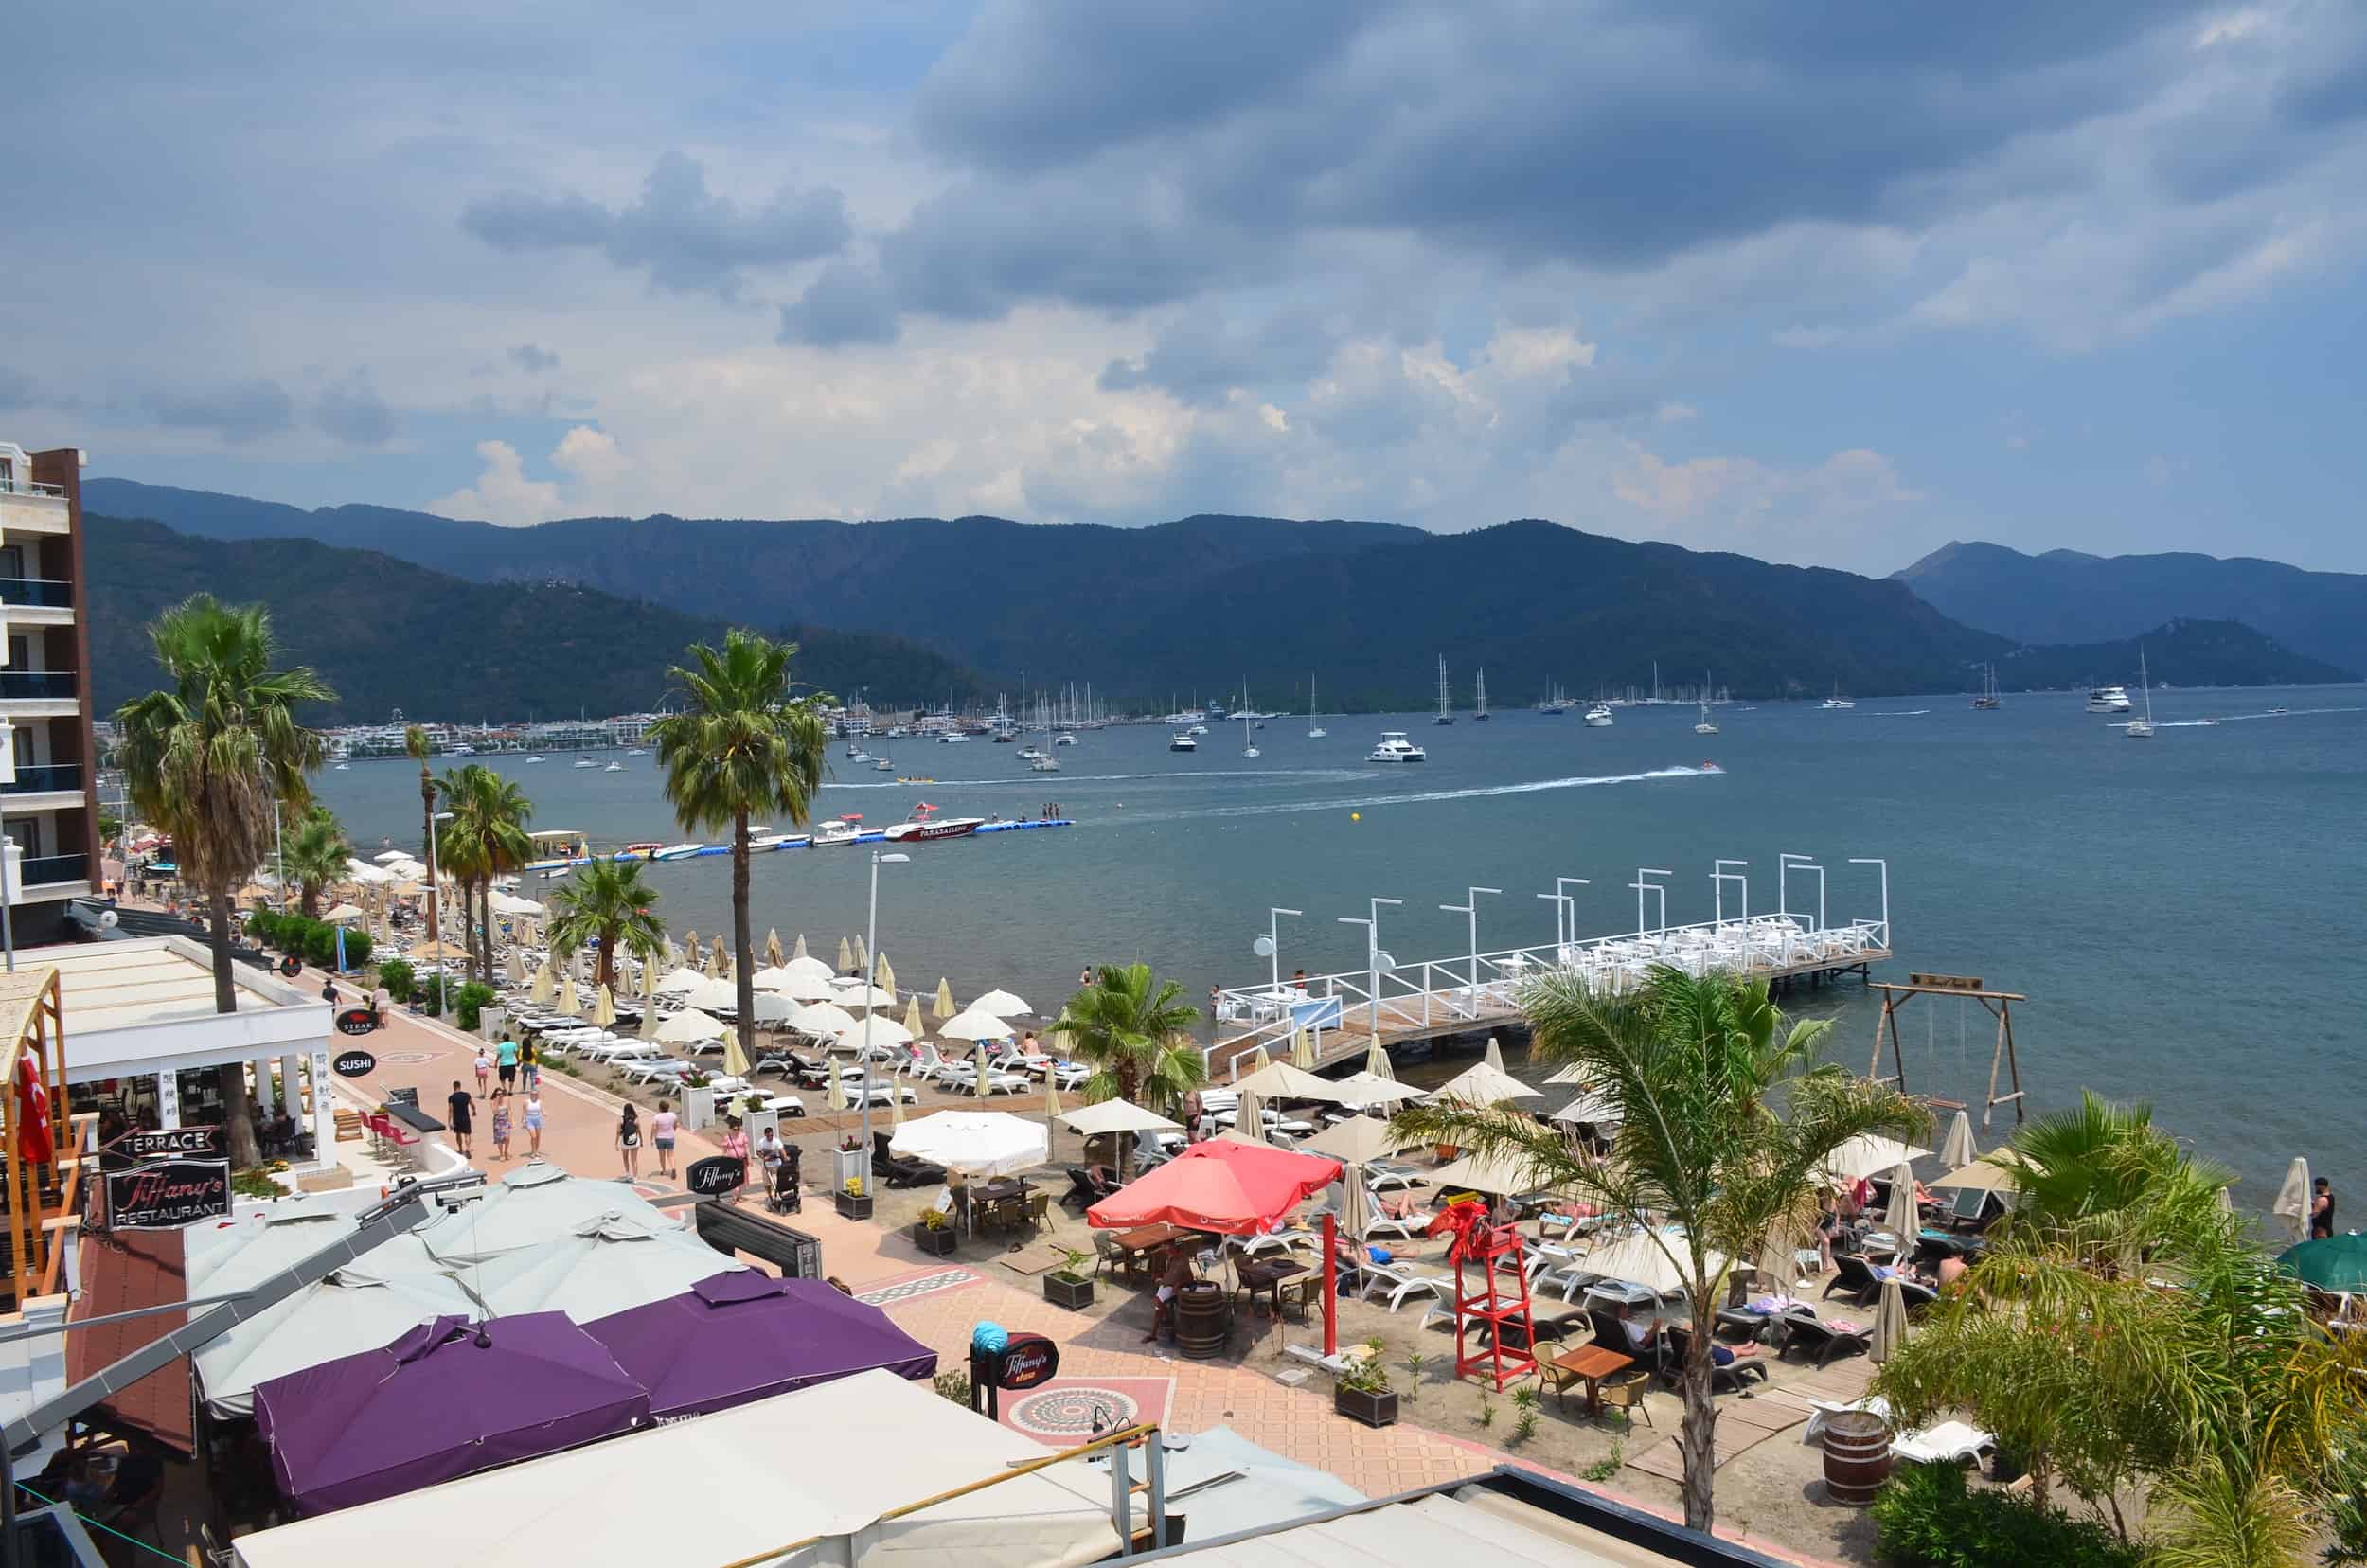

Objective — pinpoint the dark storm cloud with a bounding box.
[776,263,902,347]
[146,380,296,443]
[314,375,398,446]
[1098,307,1342,406]
[461,151,851,299]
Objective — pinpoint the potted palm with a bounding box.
[1334,1339,1397,1428]
[1043,1246,1095,1310]
[913,1206,957,1256]
[835,1175,873,1221]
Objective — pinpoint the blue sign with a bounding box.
[1290,997,1344,1032]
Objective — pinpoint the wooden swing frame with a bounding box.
[1867,972,2028,1131]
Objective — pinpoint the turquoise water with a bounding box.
[311,686,2367,1203]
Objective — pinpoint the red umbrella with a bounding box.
[1089,1142,1350,1357]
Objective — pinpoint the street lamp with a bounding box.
[427,810,455,957]
[857,849,912,1168]
[1338,897,1400,1043]
[1439,885,1500,988]
[1629,868,1671,936]
[1536,876,1588,953]
[1255,907,1302,996]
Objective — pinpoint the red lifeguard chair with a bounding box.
[1449,1217,1538,1391]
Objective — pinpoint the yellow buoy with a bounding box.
[1350,811,1361,822]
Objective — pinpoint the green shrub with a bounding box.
[418,975,446,1017]
[378,959,415,1004]
[1870,1462,2141,1568]
[249,909,286,949]
[455,981,495,1032]
[343,930,373,968]
[301,920,338,970]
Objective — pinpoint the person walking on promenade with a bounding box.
[489,1089,513,1161]
[472,1045,492,1096]
[446,1079,475,1159]
[495,1033,519,1092]
[524,1087,545,1157]
[617,1105,643,1179]
[650,1100,679,1179]
[520,1039,540,1093]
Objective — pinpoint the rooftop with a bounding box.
[26,939,276,1032]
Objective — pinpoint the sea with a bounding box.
[310,686,2367,1207]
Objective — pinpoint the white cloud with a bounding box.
[430,437,561,526]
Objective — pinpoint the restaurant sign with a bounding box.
[685,1155,747,1198]
[100,1125,225,1170]
[996,1332,1060,1391]
[332,1007,379,1038]
[331,1048,378,1078]
[106,1158,232,1230]
[278,955,303,978]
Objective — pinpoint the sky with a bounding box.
[3,1,2364,575]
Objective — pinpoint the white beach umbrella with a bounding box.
[827,1069,848,1113]
[322,902,366,924]
[1483,1035,1505,1072]
[788,1001,856,1040]
[1872,1275,1910,1363]
[970,989,1031,1018]
[892,1111,1046,1178]
[1432,1058,1540,1107]
[792,932,808,962]
[1328,1072,1425,1111]
[655,1008,725,1044]
[653,966,706,996]
[1543,1061,1591,1085]
[1042,1069,1063,1125]
[1550,1090,1625,1127]
[372,850,411,864]
[833,982,898,1009]
[1937,1110,1977,1170]
[1883,1162,1920,1240]
[721,1032,750,1079]
[838,1016,913,1052]
[1059,1099,1181,1139]
[1301,1114,1420,1167]
[2273,1157,2312,1242]
[505,949,527,986]
[1247,1043,1272,1073]
[1429,1148,1545,1198]
[683,976,739,1013]
[1824,1134,1933,1182]
[940,1007,1015,1043]
[1230,1060,1344,1103]
[641,954,660,1000]
[768,971,839,1002]
[1937,1149,2039,1193]
[1575,1230,1724,1296]
[747,992,794,1026]
[529,961,556,1006]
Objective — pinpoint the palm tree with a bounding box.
[648,630,828,1062]
[546,859,666,993]
[281,805,349,918]
[436,765,533,984]
[1057,963,1205,1167]
[405,725,438,951]
[116,595,333,1167]
[1392,967,1927,1535]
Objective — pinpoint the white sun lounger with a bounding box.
[1892,1420,1996,1467]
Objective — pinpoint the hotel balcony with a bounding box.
[0,476,70,538]
[0,762,83,811]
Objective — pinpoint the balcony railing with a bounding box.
[0,671,75,700]
[0,578,72,609]
[1,764,81,795]
[17,852,88,887]
[0,477,66,500]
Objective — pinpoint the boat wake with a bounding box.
[823,768,1375,790]
[1860,709,1931,717]
[2213,705,2362,722]
[1108,764,1718,825]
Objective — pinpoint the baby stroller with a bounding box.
[767,1145,803,1215]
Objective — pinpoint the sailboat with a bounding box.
[2126,650,2156,739]
[1820,684,1856,710]
[1241,714,1260,758]
[1307,675,1326,739]
[1433,655,1454,725]
[1695,672,1718,735]
[1473,668,1490,721]
[1973,664,2002,710]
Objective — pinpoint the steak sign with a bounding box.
[106,1158,232,1230]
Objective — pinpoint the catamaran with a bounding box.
[1433,655,1454,724]
[1369,731,1428,762]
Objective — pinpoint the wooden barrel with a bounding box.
[1172,1281,1230,1360]
[1822,1411,1893,1506]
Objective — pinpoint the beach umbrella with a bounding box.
[1249,1043,1272,1073]
[837,936,853,972]
[792,932,808,961]
[940,1008,1014,1043]
[686,976,739,1013]
[1544,1061,1590,1085]
[764,928,783,966]
[1432,1058,1539,1107]
[1340,1164,1374,1242]
[902,996,925,1036]
[1042,1069,1063,1125]
[1573,1231,1724,1295]
[833,982,898,1009]
[1301,1114,1420,1167]
[1234,1088,1268,1145]
[653,967,705,996]
[934,977,956,1019]
[1483,1035,1504,1072]
[577,948,595,983]
[1430,1148,1545,1199]
[1871,1275,1909,1363]
[770,971,838,1003]
[704,947,727,979]
[1756,1217,1807,1292]
[557,977,581,1018]
[1362,1037,1394,1078]
[1883,1162,1919,1240]
[530,961,555,1006]
[960,1042,986,1097]
[721,1033,751,1079]
[655,1009,724,1044]
[1231,1060,1344,1104]
[837,1017,913,1054]
[852,933,869,974]
[888,1078,904,1127]
[2277,1234,2367,1292]
[874,953,896,995]
[2273,1157,2312,1242]
[593,986,616,1029]
[970,989,1030,1018]
[1328,1071,1424,1111]
[1551,1089,1624,1127]
[827,1070,847,1113]
[506,949,527,986]
[323,902,367,924]
[1938,1110,1976,1170]
[791,1002,859,1040]
[1824,1134,1933,1181]
[684,929,701,958]
[642,954,659,1000]
[1291,1027,1316,1069]
[1060,1099,1181,1139]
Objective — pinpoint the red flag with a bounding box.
[15,1054,53,1165]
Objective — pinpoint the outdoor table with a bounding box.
[972,1177,1030,1203]
[1116,1223,1192,1272]
[1236,1256,1308,1317]
[381,1102,445,1135]
[1549,1344,1635,1417]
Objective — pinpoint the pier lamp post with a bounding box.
[1537,876,1588,953]
[1629,869,1671,938]
[856,849,912,1169]
[1712,860,1749,927]
[1848,857,1890,948]
[1256,907,1302,997]
[1439,886,1500,989]
[1338,896,1400,1044]
[1779,854,1825,933]
[428,810,454,953]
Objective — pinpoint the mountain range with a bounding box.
[80,478,2355,716]
[1896,540,2367,678]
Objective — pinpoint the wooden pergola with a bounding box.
[1866,971,2028,1131]
[1,966,96,1310]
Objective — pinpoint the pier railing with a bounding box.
[1211,884,1890,1078]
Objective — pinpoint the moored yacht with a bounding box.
[810,817,863,846]
[1368,731,1427,762]
[1583,704,1614,727]
[2087,685,2133,713]
[1169,733,1199,752]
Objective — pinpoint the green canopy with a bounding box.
[2276,1234,2367,1292]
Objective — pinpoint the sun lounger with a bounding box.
[1356,1259,1457,1312]
[1363,1207,1438,1240]
[1892,1420,1996,1467]
[1779,1309,1873,1368]
[1824,1254,1882,1305]
[1803,1395,1892,1444]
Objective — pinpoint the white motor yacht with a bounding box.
[874,757,894,771]
[1055,732,1077,746]
[1031,755,1061,772]
[1187,722,1209,736]
[938,732,970,743]
[1583,704,1614,727]
[603,761,624,772]
[573,756,597,768]
[525,756,545,764]
[2087,685,2133,713]
[810,818,863,846]
[1368,731,1427,762]
[1169,733,1198,752]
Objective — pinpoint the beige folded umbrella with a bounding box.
[704,947,727,979]
[852,933,869,973]
[934,978,956,1020]
[1341,1165,1374,1241]
[1883,1161,1919,1239]
[1363,1037,1395,1079]
[1483,1035,1505,1072]
[642,954,659,1000]
[685,929,700,960]
[529,961,556,1006]
[1042,1070,1063,1125]
[764,928,783,966]
[971,1042,991,1098]
[1756,1215,1809,1292]
[557,976,581,1018]
[1938,1109,1976,1169]
[722,1033,751,1078]
[792,932,808,961]
[837,936,854,972]
[1871,1275,1909,1363]
[889,1078,904,1127]
[2273,1157,2312,1242]
[1248,1043,1272,1073]
[902,996,925,1036]
[1233,1087,1268,1145]
[827,1070,848,1113]
[874,953,896,995]
[593,985,615,1028]
[506,949,527,985]
[1291,1027,1316,1069]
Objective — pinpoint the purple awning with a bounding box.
[583,1273,936,1421]
[253,1313,649,1515]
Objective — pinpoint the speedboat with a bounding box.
[1017,745,1045,761]
[1368,731,1427,762]
[898,775,937,784]
[884,804,984,842]
[874,757,894,772]
[1055,733,1077,746]
[847,749,873,763]
[938,732,970,743]
[810,818,863,846]
[603,761,624,772]
[1583,704,1613,727]
[619,842,665,860]
[574,756,597,768]
[651,843,705,862]
[2087,686,2132,713]
[749,830,810,850]
[525,756,546,764]
[626,747,647,757]
[332,762,350,771]
[1187,723,1209,736]
[1030,755,1061,772]
[1169,733,1198,752]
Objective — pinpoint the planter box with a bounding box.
[1334,1385,1399,1429]
[832,1148,868,1193]
[913,1222,957,1256]
[1043,1273,1095,1310]
[834,1191,874,1221]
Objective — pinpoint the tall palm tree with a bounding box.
[1057,963,1205,1163]
[546,858,666,993]
[436,765,533,984]
[648,630,828,1062]
[1393,968,1927,1535]
[116,595,333,1167]
[405,725,438,951]
[281,805,349,919]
